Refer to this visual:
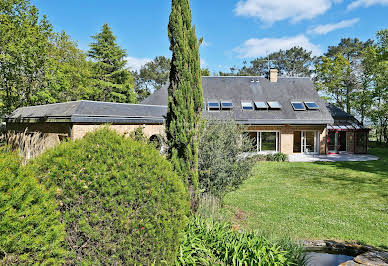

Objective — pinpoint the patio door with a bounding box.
[302,131,318,154]
[328,131,338,153]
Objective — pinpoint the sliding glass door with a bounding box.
[293,131,318,154]
[247,131,279,152]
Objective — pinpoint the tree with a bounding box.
[88,24,136,103]
[314,54,351,111]
[219,47,315,77]
[0,0,52,114]
[324,38,374,114]
[133,56,171,101]
[46,31,93,102]
[166,0,203,209]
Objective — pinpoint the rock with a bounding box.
[353,251,388,266]
[339,260,359,266]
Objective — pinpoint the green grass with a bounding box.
[222,144,388,249]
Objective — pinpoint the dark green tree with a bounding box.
[166,0,203,209]
[88,24,136,103]
[133,56,171,101]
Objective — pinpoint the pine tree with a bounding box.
[88,24,136,103]
[166,0,203,209]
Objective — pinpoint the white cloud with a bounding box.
[234,35,322,58]
[234,0,339,24]
[200,58,208,68]
[125,56,152,72]
[307,18,360,35]
[347,0,388,9]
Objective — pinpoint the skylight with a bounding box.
[305,102,319,110]
[221,101,233,110]
[254,101,268,109]
[208,101,220,110]
[241,101,254,110]
[267,101,281,109]
[291,102,306,111]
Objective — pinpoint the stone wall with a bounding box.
[71,124,165,140]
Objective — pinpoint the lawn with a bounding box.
[222,144,388,249]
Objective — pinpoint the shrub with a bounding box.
[266,152,288,162]
[198,120,254,199]
[0,147,66,264]
[250,152,289,162]
[176,216,304,265]
[23,128,189,265]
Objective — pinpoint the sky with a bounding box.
[32,0,388,74]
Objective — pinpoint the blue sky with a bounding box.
[32,0,388,74]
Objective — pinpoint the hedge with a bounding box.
[0,147,66,264]
[23,128,189,264]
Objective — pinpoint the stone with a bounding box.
[354,251,388,266]
[339,260,359,266]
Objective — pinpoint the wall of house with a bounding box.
[71,124,165,140]
[246,125,327,155]
[6,122,72,137]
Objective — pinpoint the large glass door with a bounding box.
[302,131,318,154]
[328,131,338,153]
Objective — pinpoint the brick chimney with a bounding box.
[269,68,278,82]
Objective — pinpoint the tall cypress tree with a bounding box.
[88,24,136,103]
[166,0,203,209]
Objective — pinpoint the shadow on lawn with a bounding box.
[289,146,388,203]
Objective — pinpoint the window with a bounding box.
[267,101,281,109]
[246,131,279,152]
[291,102,306,111]
[208,100,220,110]
[241,101,254,110]
[304,102,319,110]
[254,101,268,109]
[221,101,233,110]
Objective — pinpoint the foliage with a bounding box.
[0,147,66,264]
[0,0,92,115]
[23,128,189,264]
[220,46,315,77]
[88,23,137,103]
[198,120,254,199]
[133,56,171,101]
[166,0,203,209]
[223,145,388,249]
[176,216,304,265]
[251,152,288,162]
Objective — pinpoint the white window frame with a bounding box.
[301,130,319,154]
[246,130,280,153]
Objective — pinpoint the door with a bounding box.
[328,131,338,154]
[338,132,346,152]
[302,131,317,154]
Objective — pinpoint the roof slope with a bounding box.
[143,76,334,125]
[7,100,167,124]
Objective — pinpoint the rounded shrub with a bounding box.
[0,147,66,264]
[23,128,189,264]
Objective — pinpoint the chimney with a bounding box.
[269,68,278,82]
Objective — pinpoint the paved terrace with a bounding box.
[289,153,379,162]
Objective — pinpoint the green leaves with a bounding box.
[24,128,189,264]
[88,23,137,103]
[167,0,203,209]
[176,216,300,265]
[0,147,66,264]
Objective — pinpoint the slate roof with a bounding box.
[6,100,166,124]
[143,76,334,125]
[326,103,355,120]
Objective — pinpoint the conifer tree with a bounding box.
[88,24,136,103]
[166,0,203,209]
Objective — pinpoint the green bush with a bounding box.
[266,152,288,162]
[198,120,254,199]
[251,152,289,162]
[23,128,189,265]
[0,147,66,264]
[176,216,304,265]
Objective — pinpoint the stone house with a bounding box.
[5,69,369,155]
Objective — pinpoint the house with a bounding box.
[4,69,369,155]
